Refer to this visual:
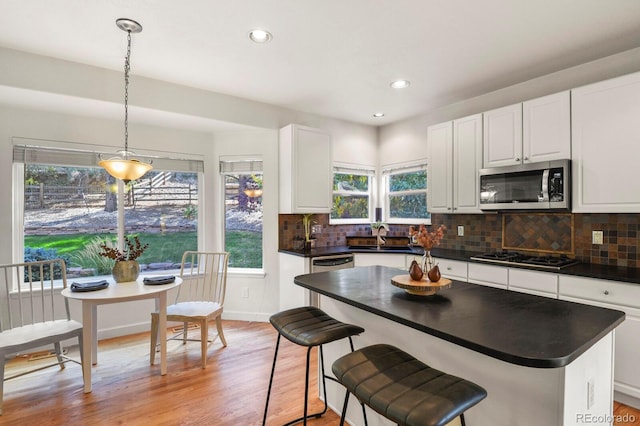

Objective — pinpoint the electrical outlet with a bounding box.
[592,230,604,245]
[587,378,595,409]
[457,226,464,237]
[311,224,322,234]
[241,287,249,298]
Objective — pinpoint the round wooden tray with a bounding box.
[391,274,452,296]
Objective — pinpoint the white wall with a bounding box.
[379,47,640,165]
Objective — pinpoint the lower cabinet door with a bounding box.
[468,263,508,288]
[560,295,640,403]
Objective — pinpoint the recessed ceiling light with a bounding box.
[373,113,385,118]
[390,80,410,89]
[249,29,273,43]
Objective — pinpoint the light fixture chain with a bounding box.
[123,29,132,156]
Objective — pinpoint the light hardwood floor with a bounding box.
[2,320,639,425]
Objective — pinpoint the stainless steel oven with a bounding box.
[479,159,570,210]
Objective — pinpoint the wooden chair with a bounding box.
[150,251,229,368]
[0,259,85,414]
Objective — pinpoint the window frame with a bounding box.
[330,164,376,225]
[383,161,430,225]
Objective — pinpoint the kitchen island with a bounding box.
[294,266,625,426]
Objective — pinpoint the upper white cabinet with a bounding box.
[483,91,570,167]
[453,114,483,213]
[522,91,571,163]
[279,124,332,213]
[428,114,482,213]
[571,72,640,212]
[483,103,522,167]
[427,121,453,213]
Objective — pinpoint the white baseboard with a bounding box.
[222,310,270,323]
[615,390,640,410]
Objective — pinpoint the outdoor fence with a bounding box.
[25,180,197,210]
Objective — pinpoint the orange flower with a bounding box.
[409,224,446,250]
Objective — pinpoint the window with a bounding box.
[331,165,375,224]
[220,158,263,269]
[14,142,203,283]
[383,162,429,224]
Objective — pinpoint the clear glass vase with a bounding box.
[421,250,434,274]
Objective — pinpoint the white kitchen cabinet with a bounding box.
[427,114,482,214]
[571,71,640,212]
[468,263,508,288]
[559,275,640,408]
[435,257,468,282]
[522,91,571,163]
[354,253,406,268]
[279,124,332,213]
[508,268,558,298]
[405,255,468,282]
[426,121,453,213]
[483,92,570,167]
[483,103,522,167]
[278,253,311,310]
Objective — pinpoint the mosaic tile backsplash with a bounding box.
[278,213,640,268]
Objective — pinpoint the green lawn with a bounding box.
[25,232,197,264]
[24,230,261,270]
[225,230,263,269]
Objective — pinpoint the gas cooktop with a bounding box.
[470,252,579,270]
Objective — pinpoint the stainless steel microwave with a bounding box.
[479,159,570,210]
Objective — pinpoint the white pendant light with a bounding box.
[99,18,152,183]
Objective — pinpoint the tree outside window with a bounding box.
[221,159,263,269]
[385,166,429,223]
[331,168,373,223]
[21,162,198,280]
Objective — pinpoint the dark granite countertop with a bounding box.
[279,246,640,285]
[294,265,625,368]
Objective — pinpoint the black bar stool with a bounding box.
[262,306,366,426]
[332,344,487,426]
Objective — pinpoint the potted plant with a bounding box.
[302,214,316,251]
[99,235,149,283]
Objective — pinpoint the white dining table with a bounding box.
[61,276,182,393]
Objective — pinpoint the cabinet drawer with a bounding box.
[509,268,558,295]
[468,263,508,288]
[355,253,406,268]
[559,275,640,309]
[435,258,467,281]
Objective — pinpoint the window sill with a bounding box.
[386,219,432,225]
[228,268,266,279]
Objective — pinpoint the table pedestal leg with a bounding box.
[91,304,98,365]
[158,293,168,375]
[82,302,93,393]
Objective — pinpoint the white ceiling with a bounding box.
[1,0,640,126]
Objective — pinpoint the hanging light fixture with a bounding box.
[99,18,152,183]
